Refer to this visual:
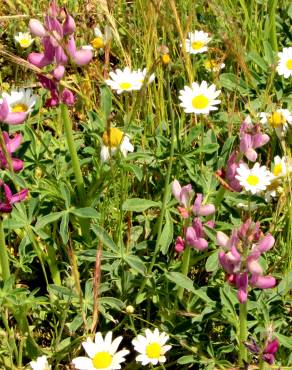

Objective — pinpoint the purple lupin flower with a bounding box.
[0,132,24,172]
[217,219,277,303]
[0,181,28,213]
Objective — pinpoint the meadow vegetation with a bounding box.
[0,0,291,369]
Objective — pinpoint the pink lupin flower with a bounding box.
[0,132,24,172]
[0,181,28,213]
[192,193,215,216]
[175,237,185,253]
[225,151,243,192]
[262,338,279,364]
[186,218,209,251]
[236,272,248,303]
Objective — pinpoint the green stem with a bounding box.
[239,302,248,367]
[46,242,61,285]
[135,69,175,301]
[178,246,191,300]
[60,103,91,242]
[259,360,265,370]
[0,218,10,281]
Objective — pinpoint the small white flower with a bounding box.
[30,355,51,370]
[105,67,142,94]
[133,68,155,86]
[183,31,211,54]
[272,155,292,178]
[0,88,37,114]
[101,127,134,162]
[72,331,129,370]
[235,162,273,195]
[14,32,34,48]
[132,328,172,366]
[276,47,292,78]
[204,59,225,72]
[179,80,221,114]
[259,109,292,133]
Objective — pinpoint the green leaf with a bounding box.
[194,143,219,154]
[263,40,275,65]
[99,297,125,310]
[246,51,268,71]
[177,355,195,365]
[91,225,119,253]
[71,207,99,218]
[159,210,173,255]
[165,272,195,293]
[122,198,160,212]
[60,212,69,244]
[124,164,143,182]
[276,271,292,296]
[276,333,292,349]
[35,212,64,229]
[219,73,251,95]
[205,250,219,272]
[124,254,146,275]
[100,86,112,119]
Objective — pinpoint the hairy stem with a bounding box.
[239,302,248,367]
[0,218,10,281]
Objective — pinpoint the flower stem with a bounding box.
[178,246,191,300]
[0,218,10,281]
[135,69,175,301]
[60,103,91,242]
[259,360,265,370]
[239,302,248,367]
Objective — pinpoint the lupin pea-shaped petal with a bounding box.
[29,19,47,37]
[251,274,276,289]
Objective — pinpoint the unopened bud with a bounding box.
[126,305,134,314]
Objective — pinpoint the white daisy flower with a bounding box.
[204,59,225,72]
[72,331,129,370]
[235,162,273,195]
[105,67,142,94]
[1,88,37,114]
[30,355,51,370]
[184,31,211,54]
[133,68,155,86]
[179,80,221,114]
[259,109,292,133]
[14,32,34,48]
[132,328,172,366]
[90,27,104,49]
[272,155,292,178]
[101,127,134,162]
[276,47,292,78]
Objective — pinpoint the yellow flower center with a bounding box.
[119,82,132,90]
[146,342,162,359]
[273,163,283,176]
[11,103,28,112]
[192,94,209,109]
[246,175,259,186]
[191,41,204,50]
[286,59,292,70]
[102,127,124,147]
[162,54,171,64]
[268,112,285,128]
[19,39,31,48]
[92,351,112,369]
[91,37,104,49]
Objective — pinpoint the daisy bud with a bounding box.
[126,305,134,314]
[251,274,276,289]
[63,13,76,35]
[216,231,229,247]
[162,54,171,64]
[257,234,275,253]
[29,19,47,37]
